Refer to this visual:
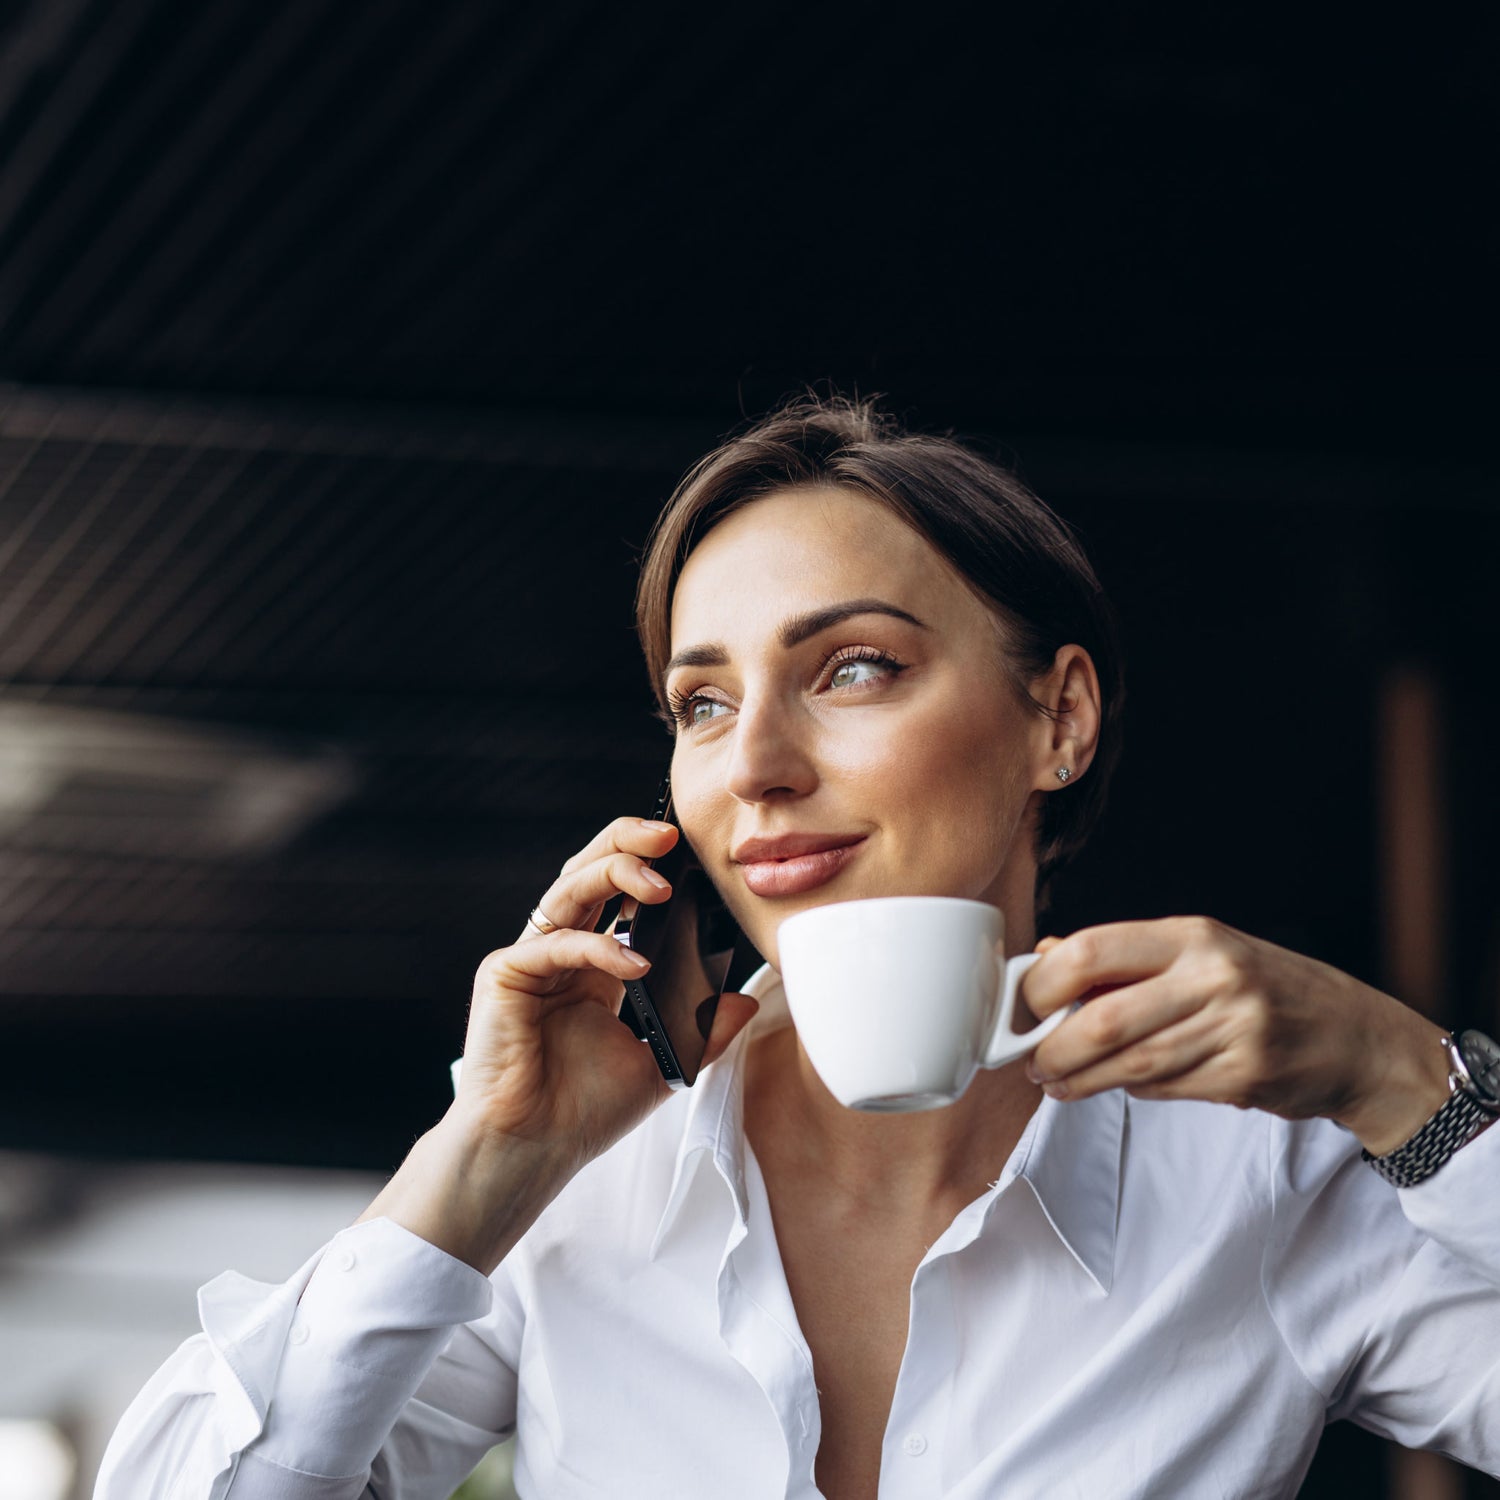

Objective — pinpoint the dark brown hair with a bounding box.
[635,392,1124,895]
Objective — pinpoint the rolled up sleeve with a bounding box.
[95,1217,508,1500]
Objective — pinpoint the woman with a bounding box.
[99,394,1500,1498]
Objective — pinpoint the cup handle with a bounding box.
[982,951,1069,1068]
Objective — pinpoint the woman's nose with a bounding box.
[723,693,817,805]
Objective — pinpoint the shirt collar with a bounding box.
[650,963,1125,1294]
[649,962,788,1259]
[1009,1077,1126,1293]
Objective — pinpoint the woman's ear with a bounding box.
[1029,645,1101,791]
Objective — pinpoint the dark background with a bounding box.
[0,3,1495,1494]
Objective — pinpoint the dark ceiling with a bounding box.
[0,0,1496,1178]
[1,0,1494,438]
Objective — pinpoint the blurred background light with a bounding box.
[0,1421,77,1500]
[0,703,355,858]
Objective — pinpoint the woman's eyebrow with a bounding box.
[777,598,929,648]
[663,599,928,678]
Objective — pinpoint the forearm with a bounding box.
[237,1110,558,1488]
[356,1104,575,1276]
[215,1118,576,1491]
[242,1216,497,1491]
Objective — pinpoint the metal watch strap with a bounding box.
[1362,1084,1492,1188]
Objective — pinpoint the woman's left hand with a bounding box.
[1021,916,1451,1156]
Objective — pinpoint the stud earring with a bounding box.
[1056,767,1072,783]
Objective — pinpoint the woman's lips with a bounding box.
[737,839,865,898]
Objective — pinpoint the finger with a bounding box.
[521,816,677,940]
[1028,973,1201,1084]
[700,993,760,1069]
[559,816,678,879]
[1023,917,1217,1018]
[1037,1007,1225,1102]
[1122,1050,1250,1105]
[479,929,652,1001]
[525,847,677,942]
[1033,935,1065,955]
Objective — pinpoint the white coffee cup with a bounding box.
[775,896,1066,1112]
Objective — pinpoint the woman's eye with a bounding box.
[826,653,902,690]
[668,689,732,729]
[829,659,884,689]
[688,698,730,726]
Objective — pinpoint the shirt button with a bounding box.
[902,1433,927,1457]
[334,1248,356,1272]
[288,1322,309,1346]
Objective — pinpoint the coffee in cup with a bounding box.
[775,895,1063,1111]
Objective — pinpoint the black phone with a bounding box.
[612,776,744,1089]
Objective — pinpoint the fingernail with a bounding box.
[1043,1080,1070,1099]
[642,867,670,891]
[640,819,674,832]
[623,948,650,969]
[1026,1059,1046,1084]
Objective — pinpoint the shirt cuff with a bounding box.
[246,1216,493,1480]
[1398,1116,1500,1283]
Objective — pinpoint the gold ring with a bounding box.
[527,904,561,936]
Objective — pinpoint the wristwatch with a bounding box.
[1363,1029,1500,1188]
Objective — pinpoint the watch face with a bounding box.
[1457,1030,1500,1107]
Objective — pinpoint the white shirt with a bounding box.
[97,966,1500,1499]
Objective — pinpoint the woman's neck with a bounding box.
[743,1023,1045,1220]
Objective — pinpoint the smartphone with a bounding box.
[612,776,743,1088]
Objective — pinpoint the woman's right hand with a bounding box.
[358,816,757,1273]
[455,816,693,1165]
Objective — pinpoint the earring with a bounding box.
[1055,767,1072,783]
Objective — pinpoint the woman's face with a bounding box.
[666,486,1059,968]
